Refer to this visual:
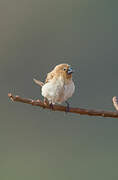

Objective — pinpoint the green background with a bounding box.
[1,0,118,179]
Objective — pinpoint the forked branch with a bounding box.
[8,93,118,118]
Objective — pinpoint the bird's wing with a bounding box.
[33,78,44,87]
[45,72,55,83]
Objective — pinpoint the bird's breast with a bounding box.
[63,80,75,101]
[41,76,75,104]
[41,77,64,104]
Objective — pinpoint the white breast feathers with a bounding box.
[41,76,75,104]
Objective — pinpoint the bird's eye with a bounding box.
[63,68,66,71]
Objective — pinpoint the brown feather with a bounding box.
[45,72,55,83]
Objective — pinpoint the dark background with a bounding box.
[1,0,118,179]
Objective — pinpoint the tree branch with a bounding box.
[8,93,118,118]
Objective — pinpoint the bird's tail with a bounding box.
[33,78,44,87]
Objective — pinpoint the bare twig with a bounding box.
[112,96,118,111]
[8,93,118,118]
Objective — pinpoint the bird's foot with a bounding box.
[49,103,54,110]
[65,101,70,113]
[36,99,41,103]
[44,98,49,105]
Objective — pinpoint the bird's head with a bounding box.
[53,64,74,81]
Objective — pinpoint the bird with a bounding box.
[33,64,75,111]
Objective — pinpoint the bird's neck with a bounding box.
[54,75,72,85]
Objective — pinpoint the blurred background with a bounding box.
[1,0,118,179]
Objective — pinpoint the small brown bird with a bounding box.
[33,64,75,110]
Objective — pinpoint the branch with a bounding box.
[8,93,118,118]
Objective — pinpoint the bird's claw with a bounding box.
[65,101,70,113]
[49,103,54,110]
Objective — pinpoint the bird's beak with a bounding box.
[67,67,73,74]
